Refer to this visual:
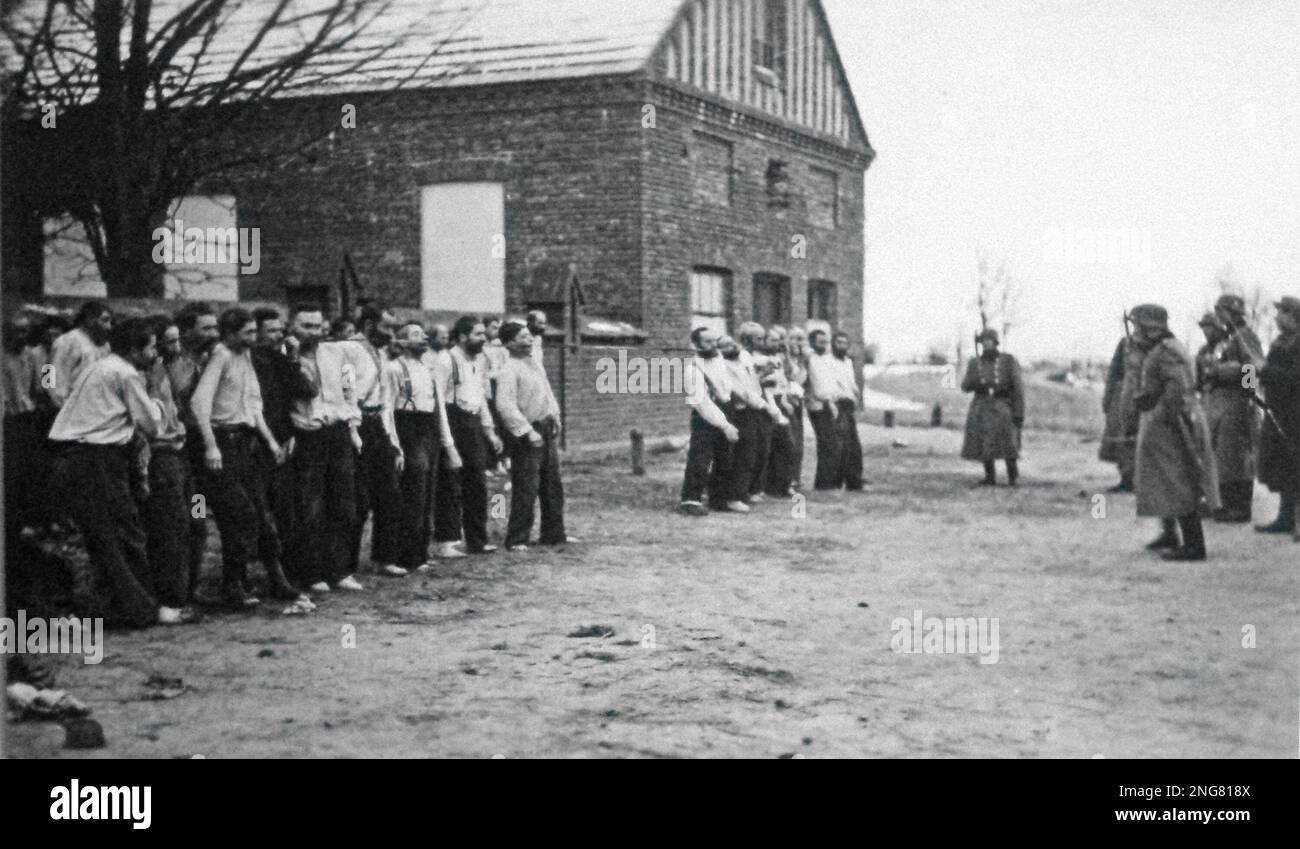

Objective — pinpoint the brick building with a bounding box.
[7,0,874,446]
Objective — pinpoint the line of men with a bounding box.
[1099,295,1300,561]
[678,322,863,515]
[2,302,574,628]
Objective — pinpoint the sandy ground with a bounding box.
[7,423,1298,758]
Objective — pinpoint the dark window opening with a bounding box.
[753,272,792,329]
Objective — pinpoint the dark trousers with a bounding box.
[747,409,775,497]
[765,403,798,496]
[393,411,442,569]
[183,435,210,600]
[53,444,157,628]
[504,417,566,547]
[680,407,735,506]
[287,423,357,585]
[731,408,769,503]
[142,447,192,607]
[262,448,296,563]
[351,413,401,570]
[812,401,864,490]
[4,411,45,537]
[434,405,489,551]
[789,399,805,489]
[203,428,281,588]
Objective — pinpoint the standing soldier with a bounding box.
[961,329,1025,486]
[1197,295,1264,523]
[384,323,461,572]
[678,327,742,516]
[170,302,219,602]
[1131,304,1220,560]
[1255,296,1300,537]
[1099,323,1144,493]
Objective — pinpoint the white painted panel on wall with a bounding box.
[420,182,506,314]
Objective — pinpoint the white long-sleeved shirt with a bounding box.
[383,355,455,449]
[495,355,560,437]
[684,354,733,430]
[432,346,495,429]
[49,327,107,407]
[807,351,859,410]
[49,354,163,445]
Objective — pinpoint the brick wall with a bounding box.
[545,343,692,447]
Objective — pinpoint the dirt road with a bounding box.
[8,424,1297,758]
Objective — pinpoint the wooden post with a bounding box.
[883,410,895,429]
[931,403,943,428]
[630,429,645,476]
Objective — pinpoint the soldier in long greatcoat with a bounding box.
[1132,304,1220,561]
[960,329,1025,486]
[1255,296,1300,537]
[1195,295,1263,523]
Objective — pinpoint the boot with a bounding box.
[1146,518,1180,550]
[1006,459,1019,487]
[980,461,997,486]
[1213,481,1252,523]
[264,559,304,601]
[1164,514,1207,561]
[1255,493,1296,534]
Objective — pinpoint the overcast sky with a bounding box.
[823,0,1300,361]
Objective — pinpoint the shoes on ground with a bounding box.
[334,575,364,591]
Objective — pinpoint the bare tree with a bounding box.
[2,0,476,297]
[974,250,1022,343]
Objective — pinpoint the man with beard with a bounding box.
[678,327,742,516]
[1255,296,1300,537]
[960,329,1025,486]
[432,317,504,555]
[527,310,549,370]
[384,323,461,572]
[349,305,405,577]
[252,307,317,585]
[1132,304,1220,560]
[170,301,220,601]
[48,302,112,406]
[483,315,509,475]
[807,329,864,490]
[48,318,191,627]
[783,327,810,491]
[191,309,300,609]
[284,306,371,591]
[1196,296,1264,524]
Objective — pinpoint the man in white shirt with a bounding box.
[191,308,298,610]
[49,317,190,628]
[679,327,743,516]
[284,306,374,592]
[431,316,504,556]
[806,329,864,490]
[48,301,112,407]
[384,322,462,571]
[350,305,405,578]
